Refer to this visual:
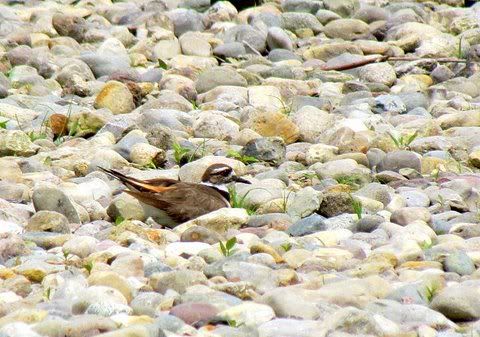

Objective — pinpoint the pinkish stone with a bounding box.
[169,302,219,325]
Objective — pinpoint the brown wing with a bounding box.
[99,167,179,192]
[125,183,230,223]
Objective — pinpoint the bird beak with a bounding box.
[232,175,251,184]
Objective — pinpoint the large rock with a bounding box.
[26,211,70,233]
[358,63,397,86]
[292,106,335,143]
[174,208,249,234]
[32,186,83,224]
[324,19,370,40]
[196,67,247,94]
[323,0,360,17]
[150,270,208,294]
[242,137,286,165]
[52,13,87,42]
[245,110,299,145]
[192,112,239,141]
[0,130,39,157]
[94,81,135,115]
[378,150,422,173]
[430,281,480,321]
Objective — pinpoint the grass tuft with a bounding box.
[219,237,237,257]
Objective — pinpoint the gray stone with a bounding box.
[356,215,384,233]
[354,5,388,22]
[114,130,148,160]
[247,213,293,228]
[267,27,293,51]
[150,270,208,294]
[430,281,480,321]
[396,92,429,111]
[378,150,422,173]
[373,95,407,114]
[386,283,429,305]
[324,307,384,336]
[444,251,475,276]
[315,9,342,25]
[180,226,223,245]
[261,288,320,320]
[398,190,430,208]
[180,290,242,311]
[85,302,133,316]
[79,53,130,78]
[242,137,286,165]
[390,207,432,226]
[323,0,360,17]
[196,67,247,94]
[358,63,396,87]
[281,0,323,14]
[223,25,267,53]
[213,43,247,58]
[26,211,70,234]
[281,13,323,34]
[32,186,82,224]
[52,13,87,42]
[144,262,173,277]
[131,292,164,317]
[287,214,326,236]
[268,49,301,62]
[168,9,205,37]
[324,19,370,40]
[366,299,454,330]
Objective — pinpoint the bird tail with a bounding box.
[98,167,174,193]
[98,167,151,192]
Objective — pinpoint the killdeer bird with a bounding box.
[100,164,250,226]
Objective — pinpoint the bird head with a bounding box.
[201,163,251,185]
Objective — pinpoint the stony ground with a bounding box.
[2,0,480,336]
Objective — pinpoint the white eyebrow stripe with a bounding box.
[209,167,232,175]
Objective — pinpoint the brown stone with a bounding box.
[245,110,299,145]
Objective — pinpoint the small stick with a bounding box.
[318,55,474,72]
[242,40,262,56]
[319,55,387,71]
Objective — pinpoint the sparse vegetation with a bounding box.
[421,281,440,303]
[172,142,193,165]
[419,241,434,250]
[84,260,94,275]
[0,119,7,129]
[350,196,363,220]
[300,172,318,186]
[281,242,292,252]
[388,131,419,150]
[280,189,294,213]
[219,237,237,257]
[191,100,200,110]
[457,36,465,59]
[142,160,157,170]
[27,131,48,142]
[114,215,125,225]
[227,319,244,328]
[43,156,52,166]
[172,139,209,166]
[43,287,52,302]
[268,95,292,115]
[226,149,259,165]
[158,59,168,70]
[228,185,258,215]
[335,175,364,190]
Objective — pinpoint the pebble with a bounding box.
[0,0,479,335]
